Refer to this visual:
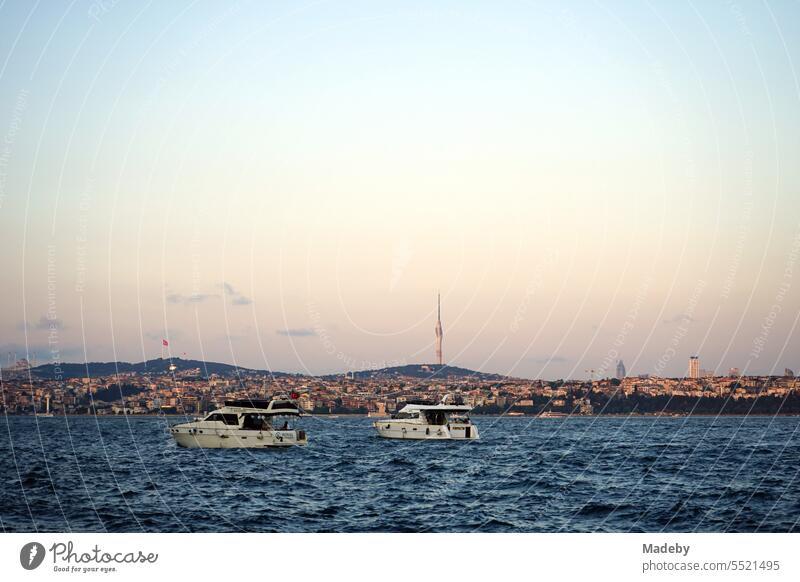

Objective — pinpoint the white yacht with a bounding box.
[373,396,479,440]
[169,398,307,448]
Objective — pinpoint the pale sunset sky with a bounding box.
[1,1,799,378]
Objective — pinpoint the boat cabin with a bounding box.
[198,399,302,430]
[392,403,473,425]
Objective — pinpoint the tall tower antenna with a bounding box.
[435,292,443,366]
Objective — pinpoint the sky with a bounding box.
[1,0,799,379]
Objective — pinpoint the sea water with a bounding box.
[1,415,798,532]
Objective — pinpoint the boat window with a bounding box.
[221,414,239,425]
[205,413,224,423]
[425,411,447,425]
[392,411,420,419]
[242,414,271,430]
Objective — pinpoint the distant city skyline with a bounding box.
[1,2,799,379]
[2,345,794,384]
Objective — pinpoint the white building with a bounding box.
[688,356,700,379]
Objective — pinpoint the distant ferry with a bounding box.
[373,396,479,440]
[538,411,568,418]
[169,398,307,448]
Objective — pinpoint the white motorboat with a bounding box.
[169,398,307,448]
[373,396,479,440]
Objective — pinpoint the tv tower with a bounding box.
[435,293,443,366]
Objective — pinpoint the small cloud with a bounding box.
[0,342,84,364]
[276,328,316,338]
[527,355,569,364]
[166,292,216,305]
[221,282,252,306]
[663,313,696,325]
[18,316,66,331]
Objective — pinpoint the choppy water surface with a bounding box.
[1,415,799,532]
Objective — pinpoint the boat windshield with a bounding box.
[205,413,239,425]
[391,411,419,419]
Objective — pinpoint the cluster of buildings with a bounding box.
[615,355,794,382]
[1,300,796,416]
[0,356,797,417]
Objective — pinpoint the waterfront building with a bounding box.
[689,356,700,379]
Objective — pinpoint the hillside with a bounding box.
[30,358,296,380]
[30,358,507,382]
[321,363,508,381]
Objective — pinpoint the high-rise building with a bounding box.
[435,293,443,366]
[729,367,740,377]
[688,356,700,379]
[786,368,795,378]
[616,360,626,379]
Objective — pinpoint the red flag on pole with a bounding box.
[162,339,169,347]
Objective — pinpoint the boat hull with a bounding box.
[170,426,307,448]
[373,421,479,440]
